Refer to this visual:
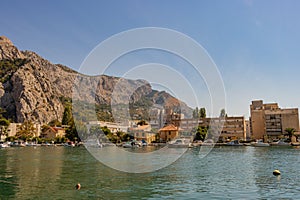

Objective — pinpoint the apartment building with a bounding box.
[250,100,299,140]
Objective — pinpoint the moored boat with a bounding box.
[168,138,191,148]
[226,140,243,146]
[270,139,291,146]
[251,140,270,147]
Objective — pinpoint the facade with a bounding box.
[40,127,66,139]
[250,100,299,140]
[87,121,129,133]
[129,124,156,144]
[174,118,199,132]
[197,116,246,141]
[158,124,180,142]
[7,123,41,138]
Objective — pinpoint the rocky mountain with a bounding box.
[0,36,192,124]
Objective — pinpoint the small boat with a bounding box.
[0,142,9,148]
[168,138,191,148]
[10,141,26,147]
[122,140,140,148]
[226,140,243,146]
[291,142,300,146]
[251,140,270,147]
[201,139,215,146]
[270,139,291,146]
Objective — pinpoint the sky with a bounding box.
[1,0,300,118]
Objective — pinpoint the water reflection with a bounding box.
[1,146,300,199]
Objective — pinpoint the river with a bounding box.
[1,145,300,199]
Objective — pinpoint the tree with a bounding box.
[220,109,226,118]
[0,118,10,141]
[16,121,36,141]
[48,119,62,127]
[193,126,208,141]
[65,120,79,142]
[62,105,72,125]
[137,120,148,126]
[284,128,296,142]
[199,108,206,118]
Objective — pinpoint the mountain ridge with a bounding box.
[0,36,192,124]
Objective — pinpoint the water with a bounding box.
[1,146,300,199]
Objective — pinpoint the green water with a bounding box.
[1,146,300,199]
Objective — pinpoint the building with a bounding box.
[7,123,41,138]
[245,120,251,139]
[173,118,199,132]
[129,124,156,144]
[87,121,129,133]
[40,127,66,140]
[250,100,299,140]
[197,116,246,141]
[158,124,180,142]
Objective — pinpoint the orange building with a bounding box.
[158,124,180,142]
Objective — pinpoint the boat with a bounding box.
[201,139,215,146]
[251,140,270,147]
[122,140,140,148]
[0,142,9,148]
[270,139,291,146]
[291,142,300,146]
[10,141,26,147]
[226,140,243,146]
[168,138,192,148]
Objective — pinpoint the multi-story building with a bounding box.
[250,100,299,140]
[197,116,246,141]
[168,112,246,141]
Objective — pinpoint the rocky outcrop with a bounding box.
[0,36,192,123]
[0,36,25,60]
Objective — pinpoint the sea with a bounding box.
[1,145,300,199]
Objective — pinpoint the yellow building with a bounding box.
[250,100,299,140]
[130,125,156,144]
[40,127,66,139]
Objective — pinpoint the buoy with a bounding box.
[75,183,81,190]
[273,169,281,176]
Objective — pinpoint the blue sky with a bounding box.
[1,0,300,117]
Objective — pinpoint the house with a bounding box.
[129,124,156,144]
[158,124,180,142]
[40,127,66,139]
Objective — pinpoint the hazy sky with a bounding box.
[1,0,300,117]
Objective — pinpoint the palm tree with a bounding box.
[16,121,36,141]
[284,128,296,142]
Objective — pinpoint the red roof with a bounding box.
[159,124,179,132]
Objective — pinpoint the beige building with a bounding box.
[40,127,66,139]
[197,116,246,141]
[7,123,41,138]
[159,124,180,142]
[250,100,299,140]
[129,125,156,144]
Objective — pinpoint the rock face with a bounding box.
[0,36,192,123]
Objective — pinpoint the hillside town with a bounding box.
[1,99,299,147]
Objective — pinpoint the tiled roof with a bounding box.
[159,124,178,131]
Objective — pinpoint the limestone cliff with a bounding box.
[0,36,192,123]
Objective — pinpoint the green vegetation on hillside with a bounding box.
[0,58,29,83]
